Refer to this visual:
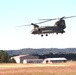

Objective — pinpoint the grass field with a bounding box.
[0,61,76,75]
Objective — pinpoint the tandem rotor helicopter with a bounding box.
[19,16,76,37]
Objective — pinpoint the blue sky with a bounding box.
[0,0,76,50]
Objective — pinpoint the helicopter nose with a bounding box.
[31,30,36,34]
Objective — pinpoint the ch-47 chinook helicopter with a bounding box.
[20,16,76,37]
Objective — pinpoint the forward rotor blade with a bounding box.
[16,24,31,27]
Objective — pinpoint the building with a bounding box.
[11,55,43,63]
[43,57,67,63]
[23,59,43,63]
[11,55,67,64]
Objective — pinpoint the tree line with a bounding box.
[38,53,76,60]
[0,50,16,63]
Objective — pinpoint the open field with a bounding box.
[0,61,76,75]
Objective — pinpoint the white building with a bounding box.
[11,55,67,64]
[43,57,67,63]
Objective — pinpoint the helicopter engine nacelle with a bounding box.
[55,20,66,29]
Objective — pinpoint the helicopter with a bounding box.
[19,16,76,37]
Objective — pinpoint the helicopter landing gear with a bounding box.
[56,32,58,34]
[61,31,65,34]
[41,34,43,37]
[46,34,48,36]
[41,34,48,37]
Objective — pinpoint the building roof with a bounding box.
[11,55,39,59]
[44,57,67,61]
[11,55,28,59]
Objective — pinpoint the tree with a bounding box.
[0,50,10,63]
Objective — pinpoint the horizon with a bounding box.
[2,47,76,51]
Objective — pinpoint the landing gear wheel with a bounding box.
[56,33,58,35]
[41,34,43,37]
[61,31,65,34]
[46,34,48,36]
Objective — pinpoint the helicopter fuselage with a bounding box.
[31,18,66,36]
[31,25,65,35]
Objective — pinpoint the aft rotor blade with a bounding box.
[39,15,76,21]
[35,19,57,24]
[38,18,58,20]
[64,16,76,19]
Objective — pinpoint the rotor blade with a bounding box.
[39,15,76,21]
[35,19,53,24]
[64,16,76,19]
[16,24,31,27]
[38,18,58,20]
[35,18,59,24]
[16,15,76,27]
